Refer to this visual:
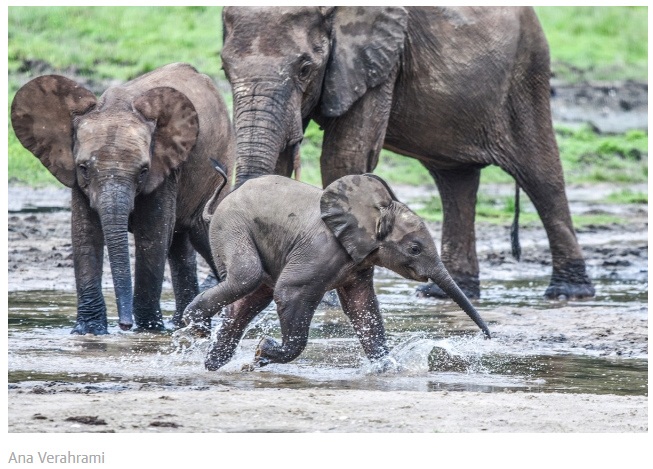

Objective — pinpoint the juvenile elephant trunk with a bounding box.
[430,259,491,338]
[97,183,135,330]
[232,83,300,187]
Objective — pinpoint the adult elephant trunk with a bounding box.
[232,81,301,187]
[430,259,491,339]
[97,181,135,331]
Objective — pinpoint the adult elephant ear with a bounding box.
[321,6,408,117]
[321,174,399,264]
[132,87,199,194]
[11,75,97,187]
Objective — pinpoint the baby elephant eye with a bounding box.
[298,62,312,80]
[138,167,149,183]
[78,164,89,180]
[409,244,422,255]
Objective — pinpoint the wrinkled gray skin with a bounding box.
[184,174,490,371]
[221,6,595,300]
[11,63,234,334]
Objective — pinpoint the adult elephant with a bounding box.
[221,6,595,300]
[11,63,235,334]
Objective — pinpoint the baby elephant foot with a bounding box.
[254,336,279,367]
[71,318,109,335]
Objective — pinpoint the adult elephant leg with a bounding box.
[317,74,396,187]
[506,153,594,299]
[131,182,177,331]
[70,186,108,335]
[205,284,274,371]
[417,166,482,299]
[336,267,389,361]
[168,231,199,328]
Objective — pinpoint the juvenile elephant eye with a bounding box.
[298,62,312,80]
[138,167,149,183]
[78,164,89,180]
[409,244,422,255]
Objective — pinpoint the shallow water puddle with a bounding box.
[8,274,647,396]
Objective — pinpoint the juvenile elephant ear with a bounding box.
[11,75,97,187]
[321,6,408,117]
[321,174,397,264]
[132,87,199,194]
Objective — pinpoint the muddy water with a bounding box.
[8,271,647,397]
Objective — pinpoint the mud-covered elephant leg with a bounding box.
[337,267,389,361]
[205,284,274,371]
[417,166,482,299]
[507,158,594,299]
[70,186,108,335]
[256,274,323,366]
[168,231,199,327]
[131,182,177,331]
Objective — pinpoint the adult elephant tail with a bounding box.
[511,182,521,261]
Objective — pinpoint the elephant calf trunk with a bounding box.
[430,261,491,339]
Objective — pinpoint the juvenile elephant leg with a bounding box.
[168,231,199,327]
[131,187,176,331]
[337,268,389,361]
[205,285,274,371]
[189,216,220,288]
[256,277,323,366]
[70,187,108,335]
[417,167,481,299]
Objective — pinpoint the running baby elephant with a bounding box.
[183,172,490,370]
[11,63,234,334]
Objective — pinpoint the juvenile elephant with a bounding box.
[183,172,490,371]
[221,6,595,300]
[11,63,234,334]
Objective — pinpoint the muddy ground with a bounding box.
[6,180,648,433]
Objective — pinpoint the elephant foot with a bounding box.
[254,336,279,367]
[545,260,595,300]
[133,318,166,333]
[71,319,109,335]
[416,276,480,300]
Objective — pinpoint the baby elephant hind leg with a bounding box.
[205,285,274,371]
[182,256,264,336]
[256,284,324,366]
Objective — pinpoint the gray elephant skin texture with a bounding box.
[11,63,235,335]
[221,6,595,300]
[183,173,491,371]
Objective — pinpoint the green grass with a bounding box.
[535,6,648,82]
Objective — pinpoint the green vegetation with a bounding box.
[7,5,648,232]
[535,6,648,82]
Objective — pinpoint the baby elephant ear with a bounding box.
[132,87,199,194]
[11,75,97,187]
[321,174,397,264]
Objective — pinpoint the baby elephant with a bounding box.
[185,172,490,370]
[11,63,234,334]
